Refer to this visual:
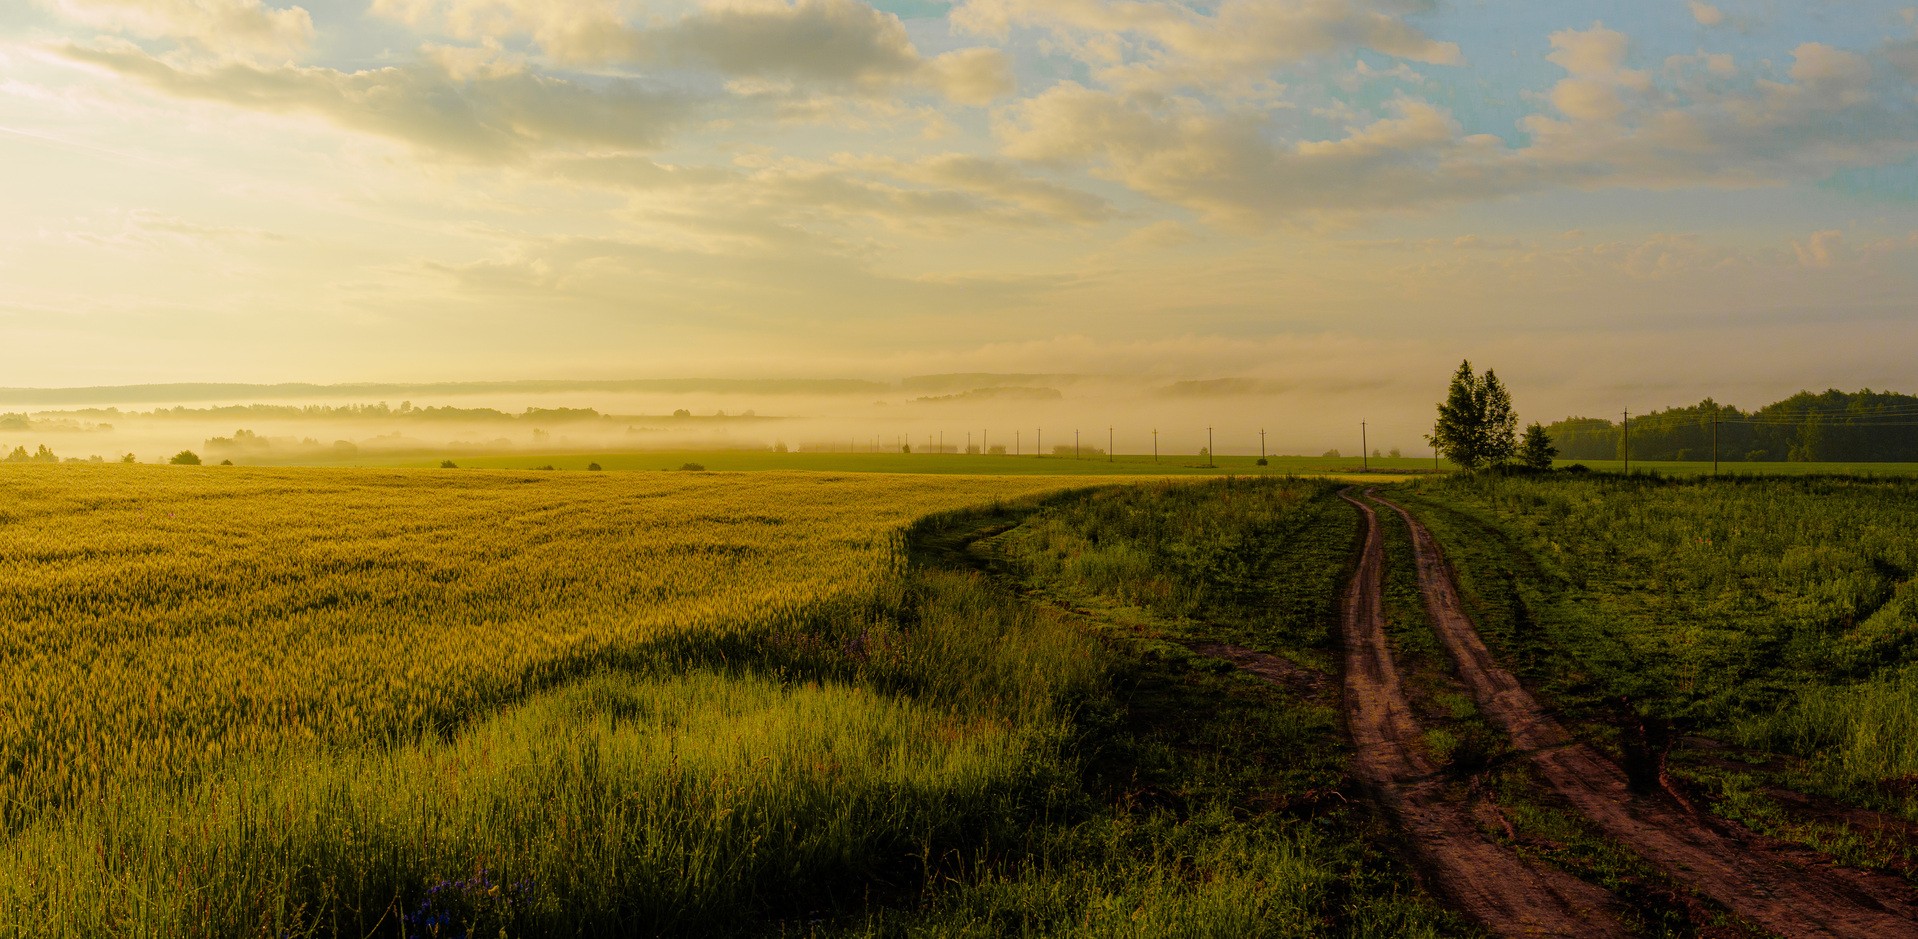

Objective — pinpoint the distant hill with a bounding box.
[1547,390,1918,462]
[898,373,1086,393]
[913,386,1064,403]
[0,378,889,406]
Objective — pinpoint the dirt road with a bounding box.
[1334,490,1627,938]
[1370,492,1918,939]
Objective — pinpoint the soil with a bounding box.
[1184,641,1333,700]
[1370,492,1918,939]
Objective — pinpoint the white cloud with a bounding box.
[996,83,1510,228]
[954,0,1459,95]
[39,0,315,59]
[373,0,1014,104]
[1689,1,1725,27]
[58,41,691,161]
[1793,229,1844,268]
[987,24,1918,228]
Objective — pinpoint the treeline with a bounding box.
[1548,390,1918,462]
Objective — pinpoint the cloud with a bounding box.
[374,0,1014,104]
[1689,1,1725,27]
[954,0,1460,94]
[545,150,1111,241]
[57,41,690,161]
[38,0,315,58]
[1793,229,1844,268]
[990,23,1918,227]
[995,82,1513,228]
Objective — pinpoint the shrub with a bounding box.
[169,450,202,466]
[679,462,707,472]
[219,459,234,466]
[440,460,458,469]
[587,463,602,472]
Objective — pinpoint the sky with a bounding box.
[3,0,1918,430]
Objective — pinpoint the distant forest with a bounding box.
[1548,390,1918,462]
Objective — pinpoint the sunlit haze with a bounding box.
[5,0,1917,452]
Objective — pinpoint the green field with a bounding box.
[310,447,1918,480]
[319,448,1436,478]
[6,460,1916,935]
[1551,459,1918,476]
[1401,472,1918,875]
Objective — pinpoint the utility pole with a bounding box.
[967,431,972,455]
[1434,422,1440,471]
[1016,429,1021,456]
[1207,426,1214,468]
[1075,429,1080,460]
[1712,413,1719,476]
[1362,422,1368,472]
[1108,426,1113,463]
[939,430,943,454]
[1153,429,1159,463]
[1259,428,1266,462]
[1037,428,1042,457]
[1624,409,1634,474]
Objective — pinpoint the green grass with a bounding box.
[1552,459,1918,476]
[860,478,1466,937]
[0,567,1109,937]
[1371,498,1741,935]
[995,476,1362,667]
[1396,471,1918,873]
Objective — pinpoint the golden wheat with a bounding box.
[0,464,1098,829]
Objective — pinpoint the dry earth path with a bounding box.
[1370,491,1918,939]
[1334,490,1627,938]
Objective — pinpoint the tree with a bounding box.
[1517,423,1558,471]
[169,450,202,465]
[1433,360,1519,470]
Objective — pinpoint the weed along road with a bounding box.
[1334,489,1627,938]
[1369,491,1918,939]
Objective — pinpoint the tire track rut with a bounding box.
[1370,491,1918,939]
[1335,490,1627,938]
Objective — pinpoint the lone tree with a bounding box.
[1517,422,1558,471]
[1432,360,1518,470]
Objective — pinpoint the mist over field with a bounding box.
[0,373,1459,464]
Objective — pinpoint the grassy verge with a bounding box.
[835,478,1466,937]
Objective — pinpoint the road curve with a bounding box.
[1335,489,1627,938]
[1370,491,1918,939]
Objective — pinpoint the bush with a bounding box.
[1321,449,1341,458]
[120,453,137,464]
[1255,458,1268,466]
[169,450,201,466]
[440,459,458,469]
[587,462,602,472]
[219,459,233,466]
[679,462,706,472]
